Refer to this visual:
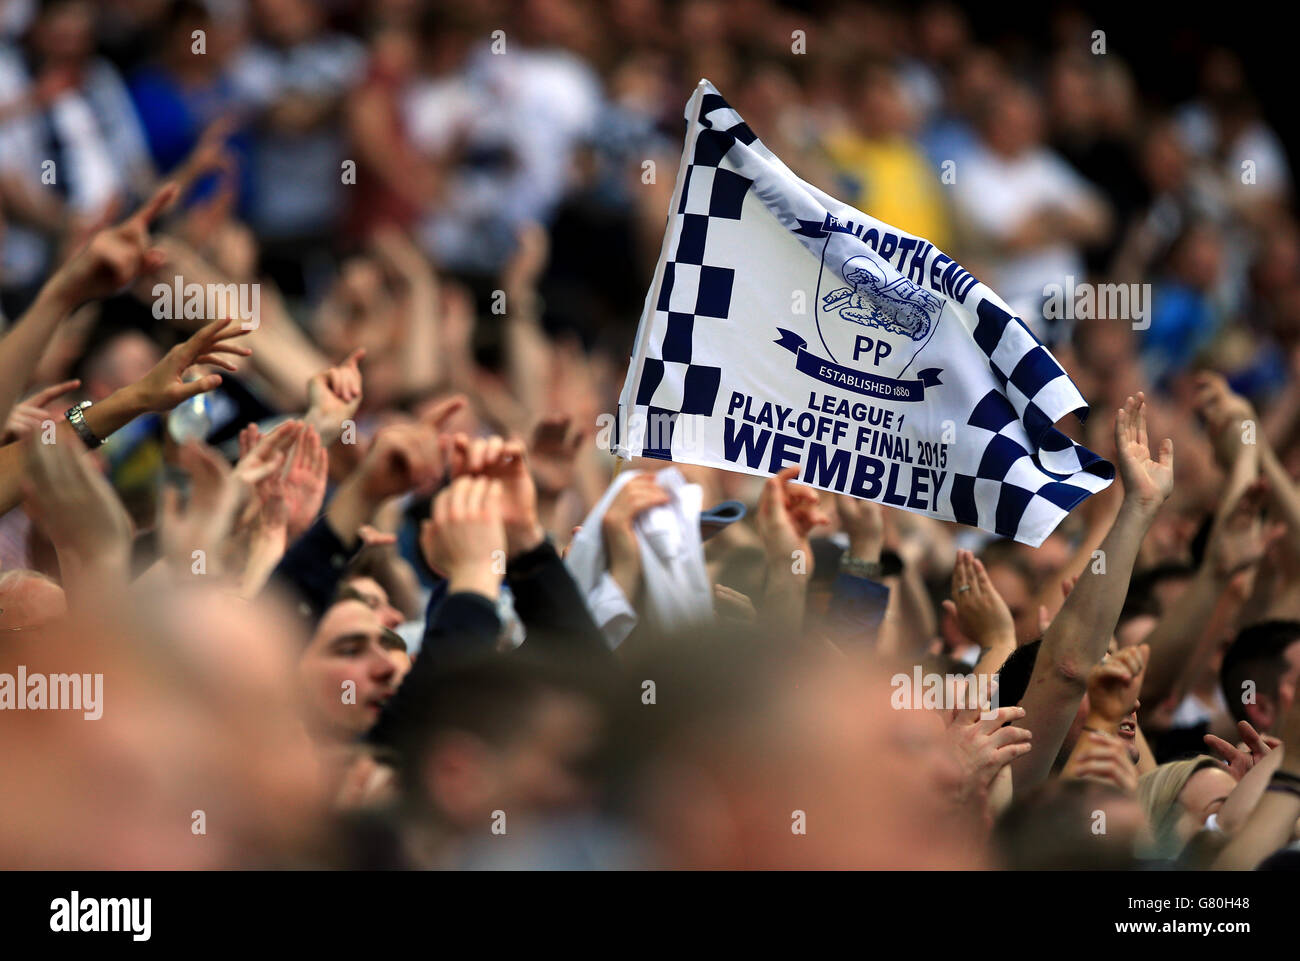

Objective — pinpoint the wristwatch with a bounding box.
[64,400,103,449]
[839,552,883,579]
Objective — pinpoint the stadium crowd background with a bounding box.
[1,0,1300,870]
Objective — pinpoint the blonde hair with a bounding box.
[1137,755,1222,859]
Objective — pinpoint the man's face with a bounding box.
[987,91,1042,156]
[1244,639,1300,733]
[985,564,1035,643]
[1063,643,1141,765]
[298,601,402,739]
[88,333,162,400]
[636,660,986,869]
[341,576,404,631]
[493,691,602,813]
[1273,640,1300,729]
[426,689,602,829]
[36,2,93,63]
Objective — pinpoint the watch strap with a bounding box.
[839,552,882,579]
[64,401,103,450]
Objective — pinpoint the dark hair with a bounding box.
[164,0,211,31]
[994,778,1139,870]
[977,540,1033,582]
[1219,620,1300,724]
[376,653,607,799]
[1121,562,1196,623]
[602,626,812,815]
[994,637,1041,707]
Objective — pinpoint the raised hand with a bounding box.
[22,429,132,576]
[756,465,830,570]
[418,476,507,599]
[419,393,468,433]
[1062,730,1139,794]
[600,473,671,602]
[1085,643,1149,726]
[230,424,305,595]
[306,348,365,445]
[175,115,239,190]
[232,420,296,490]
[357,421,444,503]
[1114,392,1174,515]
[163,431,289,574]
[529,414,584,498]
[713,583,758,623]
[280,425,328,539]
[126,318,253,414]
[2,378,80,444]
[159,442,233,574]
[1203,720,1282,781]
[835,492,883,562]
[942,549,1015,649]
[502,221,550,293]
[51,182,179,307]
[1207,480,1284,582]
[449,434,544,557]
[944,698,1033,803]
[371,227,436,292]
[1193,371,1256,468]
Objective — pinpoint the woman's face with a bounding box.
[1177,766,1237,836]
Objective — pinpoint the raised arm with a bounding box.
[21,430,133,604]
[1213,692,1300,869]
[1011,393,1173,792]
[945,550,1018,679]
[447,433,608,657]
[755,465,830,639]
[1059,643,1147,792]
[1139,479,1276,710]
[0,183,177,439]
[0,316,252,517]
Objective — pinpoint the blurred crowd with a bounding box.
[2,0,1300,870]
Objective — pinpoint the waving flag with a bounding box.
[613,80,1113,546]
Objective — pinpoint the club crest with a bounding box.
[821,255,942,342]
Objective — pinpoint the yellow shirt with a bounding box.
[824,133,951,250]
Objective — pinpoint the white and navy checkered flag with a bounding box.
[613,80,1114,546]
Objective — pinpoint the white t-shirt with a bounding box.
[0,48,152,287]
[405,44,602,271]
[952,145,1099,335]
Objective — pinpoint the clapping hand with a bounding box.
[1115,392,1174,516]
[942,549,1015,649]
[756,465,830,572]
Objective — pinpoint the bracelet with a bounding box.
[64,401,103,449]
[839,552,882,579]
[1081,725,1119,737]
